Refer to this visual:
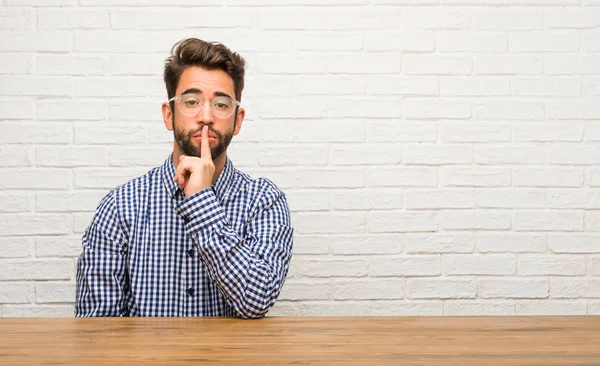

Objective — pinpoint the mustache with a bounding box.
[187,125,221,139]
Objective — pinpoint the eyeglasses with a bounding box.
[168,94,240,119]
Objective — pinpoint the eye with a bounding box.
[213,98,232,110]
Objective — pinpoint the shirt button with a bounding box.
[187,287,194,296]
[188,249,195,257]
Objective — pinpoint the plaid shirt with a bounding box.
[75,155,294,319]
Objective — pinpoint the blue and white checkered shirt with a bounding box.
[75,154,294,318]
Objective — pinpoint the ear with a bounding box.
[162,102,174,131]
[233,107,245,136]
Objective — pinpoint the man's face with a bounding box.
[162,66,244,161]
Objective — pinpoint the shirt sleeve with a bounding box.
[175,183,294,319]
[75,189,130,317]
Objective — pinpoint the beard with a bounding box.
[174,123,233,160]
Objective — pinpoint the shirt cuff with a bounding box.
[174,188,227,234]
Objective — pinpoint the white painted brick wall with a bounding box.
[1,1,599,317]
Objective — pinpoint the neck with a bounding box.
[172,148,227,185]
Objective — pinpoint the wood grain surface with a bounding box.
[1,316,599,365]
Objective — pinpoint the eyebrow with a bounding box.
[181,88,234,100]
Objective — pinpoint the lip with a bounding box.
[193,133,217,141]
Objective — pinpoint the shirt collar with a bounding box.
[161,154,235,202]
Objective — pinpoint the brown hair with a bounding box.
[163,38,246,104]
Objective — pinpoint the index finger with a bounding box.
[201,125,212,160]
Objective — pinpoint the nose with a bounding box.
[196,102,214,125]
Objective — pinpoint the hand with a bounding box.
[174,125,215,198]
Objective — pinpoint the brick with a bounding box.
[37,100,108,120]
[479,234,546,253]
[254,97,328,119]
[440,76,509,96]
[545,55,600,75]
[445,301,515,315]
[333,280,405,300]
[331,189,403,210]
[474,55,542,75]
[292,258,368,277]
[294,76,365,95]
[285,190,330,212]
[516,300,587,315]
[75,123,147,145]
[546,8,600,29]
[440,123,511,143]
[373,301,443,316]
[37,55,108,76]
[0,237,33,258]
[369,256,441,277]
[474,145,546,165]
[36,236,82,258]
[407,279,476,299]
[35,282,76,303]
[0,122,72,144]
[75,167,147,189]
[38,9,108,30]
[589,257,600,276]
[509,31,579,52]
[1,305,73,317]
[0,53,33,74]
[239,120,365,143]
[110,54,164,76]
[0,8,31,30]
[36,191,107,213]
[258,8,401,30]
[401,8,469,29]
[289,235,330,255]
[73,212,94,233]
[518,256,586,276]
[366,76,438,96]
[329,234,404,255]
[476,189,545,209]
[0,191,34,213]
[329,144,402,165]
[368,211,439,233]
[329,98,403,118]
[445,255,516,275]
[512,77,580,96]
[0,169,71,190]
[293,168,366,188]
[471,9,543,30]
[278,281,332,301]
[364,31,434,52]
[76,76,163,98]
[437,31,507,52]
[2,76,74,97]
[548,100,600,119]
[404,55,472,75]
[0,259,72,280]
[582,31,600,51]
[591,169,600,187]
[367,122,437,143]
[108,100,161,121]
[550,279,600,298]
[549,235,600,253]
[109,146,172,167]
[6,0,75,4]
[586,212,600,232]
[548,145,600,165]
[368,167,438,187]
[110,8,252,30]
[36,147,109,167]
[0,214,71,236]
[405,189,474,209]
[441,211,512,230]
[406,233,475,254]
[474,101,544,120]
[442,167,511,187]
[0,146,34,167]
[74,31,181,53]
[0,31,72,52]
[328,53,401,74]
[403,144,472,165]
[294,301,374,316]
[547,189,600,209]
[514,167,583,187]
[480,279,548,299]
[0,284,33,304]
[294,32,363,51]
[294,212,366,234]
[514,122,583,142]
[404,99,471,119]
[514,211,583,232]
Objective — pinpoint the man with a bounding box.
[75,38,294,319]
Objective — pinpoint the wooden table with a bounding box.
[1,316,599,365]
